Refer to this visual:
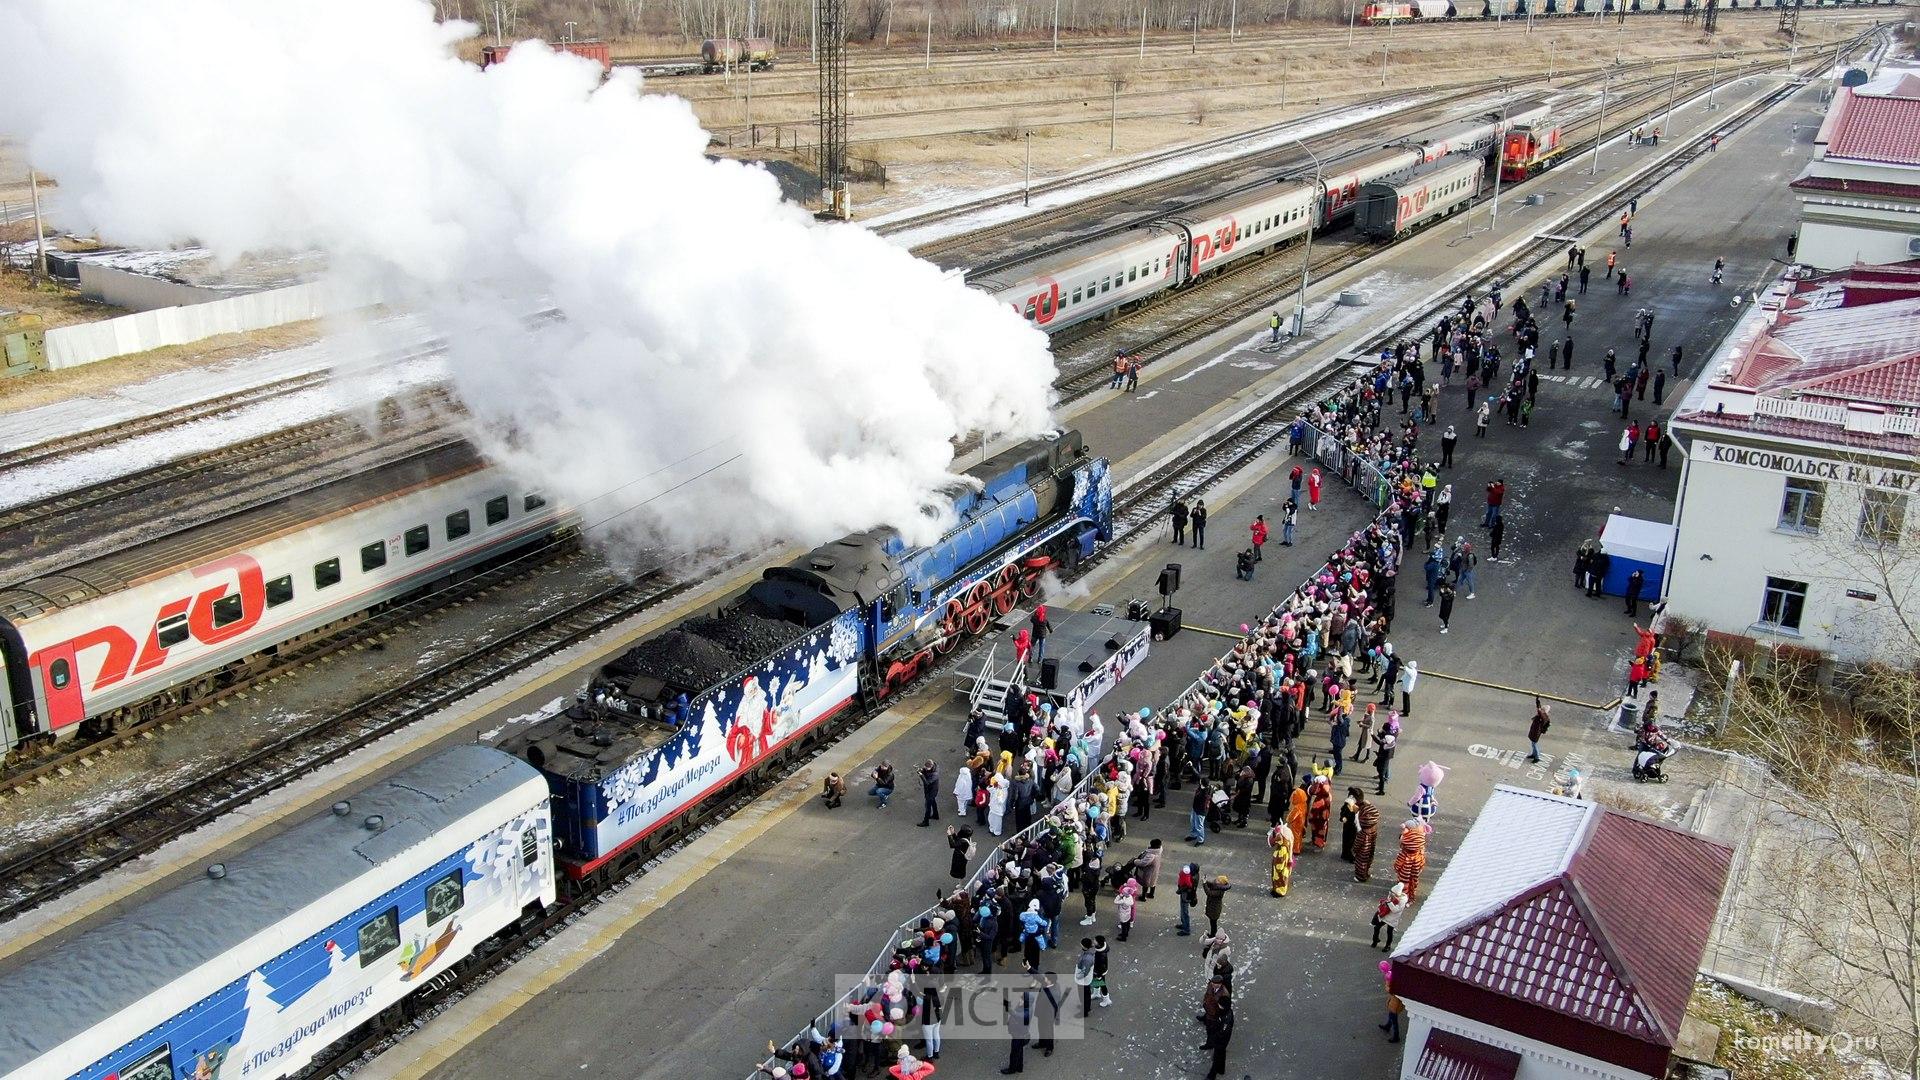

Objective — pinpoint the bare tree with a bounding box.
[1714,525,1920,1076]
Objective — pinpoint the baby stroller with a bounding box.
[1631,730,1674,783]
[1103,854,1146,892]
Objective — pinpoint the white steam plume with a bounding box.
[0,0,1057,550]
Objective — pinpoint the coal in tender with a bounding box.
[603,629,742,695]
[681,612,806,663]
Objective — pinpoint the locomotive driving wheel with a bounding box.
[964,582,991,635]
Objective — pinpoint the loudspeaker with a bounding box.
[1157,563,1183,598]
[1039,658,1060,690]
[1128,599,1151,621]
[1150,606,1183,640]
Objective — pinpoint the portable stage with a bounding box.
[1599,513,1676,598]
[951,605,1152,726]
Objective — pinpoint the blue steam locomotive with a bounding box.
[500,428,1112,885]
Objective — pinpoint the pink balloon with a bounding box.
[1379,960,1392,974]
[882,1023,896,1036]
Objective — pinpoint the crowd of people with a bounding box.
[766,356,1476,1080]
[757,198,1721,1079]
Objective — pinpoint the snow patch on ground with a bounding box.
[478,696,567,742]
[0,350,450,510]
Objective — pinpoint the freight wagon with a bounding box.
[481,39,613,74]
[701,37,778,71]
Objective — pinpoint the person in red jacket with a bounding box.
[1250,516,1269,563]
[1307,467,1323,511]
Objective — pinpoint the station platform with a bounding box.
[1,65,1825,1080]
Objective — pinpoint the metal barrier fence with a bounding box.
[751,414,1401,1077]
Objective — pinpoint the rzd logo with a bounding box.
[1191,218,1239,270]
[35,553,267,699]
[1014,281,1061,326]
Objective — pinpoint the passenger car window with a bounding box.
[425,868,464,924]
[157,613,190,648]
[120,1045,175,1080]
[361,541,388,573]
[315,558,343,590]
[486,496,510,526]
[50,658,71,689]
[211,593,245,627]
[446,509,471,541]
[524,492,547,513]
[266,575,294,607]
[358,907,401,967]
[405,525,430,557]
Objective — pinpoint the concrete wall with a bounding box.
[1399,1004,1651,1080]
[77,262,225,311]
[1666,439,1920,662]
[41,278,378,371]
[1796,213,1920,271]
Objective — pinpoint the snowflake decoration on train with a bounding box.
[829,615,860,665]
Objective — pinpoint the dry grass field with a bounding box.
[644,13,1861,213]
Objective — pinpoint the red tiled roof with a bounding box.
[1795,352,1920,407]
[1827,93,1920,165]
[1671,409,1920,455]
[1789,174,1920,200]
[1719,292,1920,406]
[1391,808,1732,1077]
[1415,1030,1522,1080]
[1567,813,1734,1048]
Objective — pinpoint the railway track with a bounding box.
[10,35,1857,1072]
[0,396,465,588]
[623,5,1865,81]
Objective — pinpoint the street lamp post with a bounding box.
[1663,57,1679,131]
[1490,88,1511,231]
[1708,51,1721,110]
[1289,137,1323,339]
[1024,131,1034,206]
[1381,15,1393,87]
[1053,0,1060,50]
[1590,66,1612,174]
[1348,1,1356,46]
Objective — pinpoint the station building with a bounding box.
[1791,63,1920,271]
[1664,262,1920,663]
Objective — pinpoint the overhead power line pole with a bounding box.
[816,0,849,216]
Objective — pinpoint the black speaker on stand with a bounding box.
[1153,562,1183,639]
